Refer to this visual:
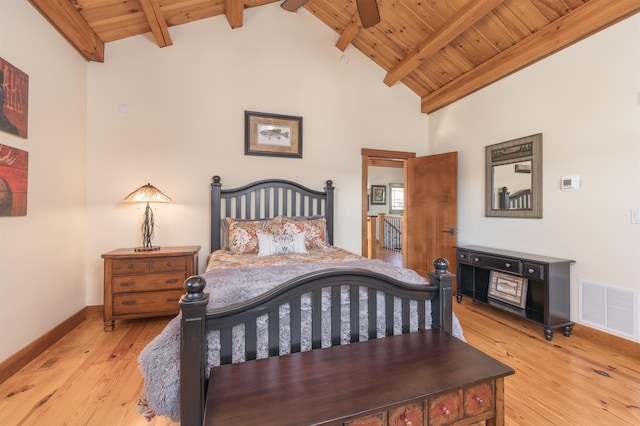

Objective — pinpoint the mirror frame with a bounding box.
[485,133,543,218]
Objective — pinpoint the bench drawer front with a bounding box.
[464,382,494,417]
[428,390,462,426]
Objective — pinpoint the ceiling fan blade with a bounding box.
[356,0,380,28]
[281,0,311,12]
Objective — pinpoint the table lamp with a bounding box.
[123,183,171,251]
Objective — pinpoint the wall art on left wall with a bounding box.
[0,144,28,216]
[0,58,29,138]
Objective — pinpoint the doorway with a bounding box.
[361,148,459,279]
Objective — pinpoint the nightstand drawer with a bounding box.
[112,273,185,293]
[113,290,184,315]
[112,258,149,275]
[150,256,187,273]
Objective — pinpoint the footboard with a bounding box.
[179,259,454,426]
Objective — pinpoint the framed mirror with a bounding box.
[485,133,542,218]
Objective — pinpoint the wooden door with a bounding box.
[404,152,458,280]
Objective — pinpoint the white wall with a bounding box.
[428,15,640,340]
[85,5,428,305]
[0,0,88,361]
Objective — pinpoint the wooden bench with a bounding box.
[205,330,514,425]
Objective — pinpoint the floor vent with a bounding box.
[579,279,638,339]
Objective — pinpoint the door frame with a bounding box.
[361,148,416,257]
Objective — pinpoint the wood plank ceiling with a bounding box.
[28,0,640,114]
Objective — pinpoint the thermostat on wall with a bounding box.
[561,175,580,190]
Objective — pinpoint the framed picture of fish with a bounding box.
[245,111,302,158]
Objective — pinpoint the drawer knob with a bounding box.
[473,257,480,262]
[166,261,172,266]
[127,263,134,269]
[165,279,179,284]
[528,268,535,274]
[122,300,136,305]
[120,282,135,287]
[504,262,511,268]
[474,396,484,404]
[440,405,452,415]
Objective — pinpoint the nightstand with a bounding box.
[102,245,200,331]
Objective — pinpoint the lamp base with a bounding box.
[134,246,161,252]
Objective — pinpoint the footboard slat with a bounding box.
[368,288,377,339]
[330,287,341,346]
[268,309,279,357]
[220,327,232,365]
[349,286,360,343]
[385,294,394,336]
[290,298,302,352]
[245,320,257,361]
[402,299,410,333]
[311,288,322,349]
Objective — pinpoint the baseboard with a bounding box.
[0,305,103,384]
[573,323,640,357]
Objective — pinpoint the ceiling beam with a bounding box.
[28,0,104,62]
[140,0,172,47]
[225,0,244,29]
[335,12,362,52]
[421,0,640,114]
[384,0,505,86]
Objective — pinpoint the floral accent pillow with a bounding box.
[257,232,308,256]
[226,217,284,254]
[281,216,328,249]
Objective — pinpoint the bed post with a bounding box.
[211,175,222,251]
[427,258,453,335]
[180,275,210,426]
[325,179,334,245]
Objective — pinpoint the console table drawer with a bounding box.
[470,253,522,275]
[524,262,545,280]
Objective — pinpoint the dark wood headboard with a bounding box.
[210,176,335,252]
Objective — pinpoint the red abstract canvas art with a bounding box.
[0,58,29,138]
[0,144,28,216]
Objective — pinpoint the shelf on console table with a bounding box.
[455,245,574,340]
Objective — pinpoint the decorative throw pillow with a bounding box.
[281,216,328,249]
[257,232,308,256]
[227,217,284,254]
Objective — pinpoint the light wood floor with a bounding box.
[1,302,638,425]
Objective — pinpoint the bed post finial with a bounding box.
[427,258,453,335]
[213,175,221,184]
[432,258,449,274]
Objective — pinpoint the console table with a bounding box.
[455,245,574,340]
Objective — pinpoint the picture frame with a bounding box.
[244,111,302,158]
[370,185,386,205]
[0,57,29,138]
[488,271,528,308]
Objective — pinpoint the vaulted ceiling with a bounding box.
[28,0,640,114]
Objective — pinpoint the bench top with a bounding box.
[204,330,514,425]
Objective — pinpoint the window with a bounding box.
[389,183,404,214]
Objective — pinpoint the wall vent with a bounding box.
[579,279,638,340]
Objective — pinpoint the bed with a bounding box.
[137,176,466,425]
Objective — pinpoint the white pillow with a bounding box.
[257,232,308,256]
